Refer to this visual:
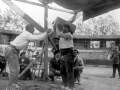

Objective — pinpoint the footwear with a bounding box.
[12,84,20,89]
[61,86,68,90]
[110,76,115,78]
[78,82,81,85]
[49,76,54,82]
[5,84,20,90]
[78,80,81,85]
[67,88,75,90]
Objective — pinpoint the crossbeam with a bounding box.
[14,0,75,14]
[2,0,57,49]
[2,0,44,32]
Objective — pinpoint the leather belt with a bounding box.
[9,44,19,53]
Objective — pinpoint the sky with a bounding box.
[0,0,73,27]
[0,0,120,30]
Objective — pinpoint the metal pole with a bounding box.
[43,3,48,80]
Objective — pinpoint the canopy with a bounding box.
[51,0,120,20]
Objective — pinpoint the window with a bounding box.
[106,41,115,48]
[90,41,100,48]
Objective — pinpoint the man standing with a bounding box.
[5,24,51,90]
[49,50,61,82]
[73,49,84,85]
[110,48,120,79]
[56,23,75,90]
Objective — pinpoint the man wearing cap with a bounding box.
[73,49,84,85]
[5,24,52,90]
[49,50,61,82]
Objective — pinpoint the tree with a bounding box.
[0,8,28,31]
[76,15,120,36]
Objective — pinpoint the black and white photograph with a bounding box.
[0,0,120,90]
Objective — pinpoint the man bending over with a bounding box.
[5,24,52,90]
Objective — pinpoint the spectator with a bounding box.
[49,50,61,82]
[19,52,32,80]
[5,24,52,90]
[0,55,6,74]
[110,48,120,79]
[73,49,84,85]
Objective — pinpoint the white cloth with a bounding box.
[59,33,73,49]
[10,31,47,50]
[21,59,25,63]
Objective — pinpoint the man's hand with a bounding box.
[27,49,34,52]
[46,29,53,34]
[56,70,61,74]
[73,66,83,70]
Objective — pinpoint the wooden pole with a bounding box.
[43,3,48,80]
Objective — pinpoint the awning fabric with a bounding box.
[50,0,120,20]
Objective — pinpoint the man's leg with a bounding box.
[116,64,120,78]
[66,60,74,89]
[60,60,67,87]
[5,47,20,89]
[19,68,26,80]
[74,69,82,84]
[27,69,32,80]
[77,69,82,85]
[49,71,55,82]
[119,64,120,78]
[112,64,116,77]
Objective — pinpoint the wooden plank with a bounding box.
[2,0,57,50]
[53,17,76,34]
[2,0,44,32]
[43,4,48,79]
[18,48,45,78]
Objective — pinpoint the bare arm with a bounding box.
[27,32,47,42]
[56,27,71,40]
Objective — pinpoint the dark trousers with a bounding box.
[74,69,82,82]
[49,71,61,81]
[20,66,32,80]
[112,64,120,77]
[60,59,74,89]
[60,48,74,89]
[49,71,61,77]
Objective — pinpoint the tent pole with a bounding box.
[43,3,48,80]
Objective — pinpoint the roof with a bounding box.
[73,34,120,39]
[51,0,120,20]
[0,29,21,35]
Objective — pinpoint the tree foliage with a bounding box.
[76,15,120,36]
[0,8,28,31]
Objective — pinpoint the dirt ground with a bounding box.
[0,66,120,90]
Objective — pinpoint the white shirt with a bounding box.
[21,59,25,63]
[59,33,73,49]
[10,31,47,50]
